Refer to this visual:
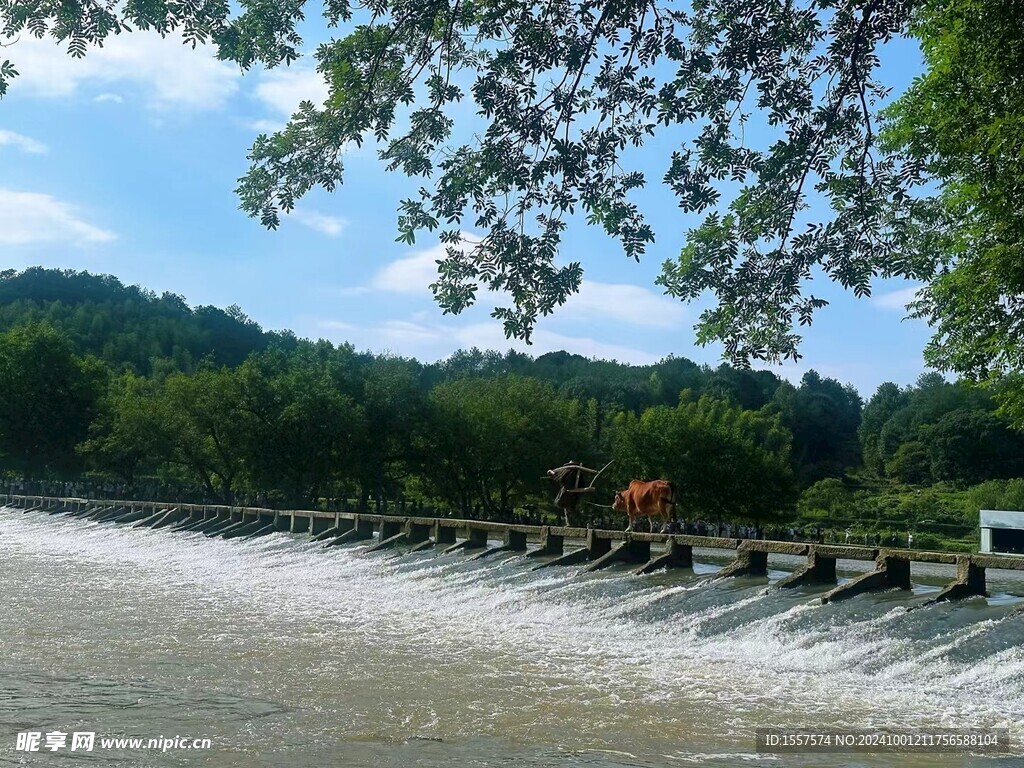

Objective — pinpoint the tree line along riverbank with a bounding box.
[2,268,1023,552]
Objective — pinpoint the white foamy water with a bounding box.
[1,506,1021,767]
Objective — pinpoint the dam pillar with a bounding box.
[290,513,310,534]
[821,552,912,603]
[353,516,374,540]
[308,514,354,542]
[586,530,612,560]
[715,542,769,579]
[526,527,564,558]
[378,519,403,541]
[310,516,332,535]
[366,518,409,553]
[586,535,651,572]
[776,547,838,589]
[441,525,488,554]
[503,529,527,551]
[885,554,911,589]
[635,537,693,574]
[471,528,528,560]
[169,508,200,531]
[667,538,694,568]
[402,521,435,554]
[406,522,432,544]
[467,526,489,548]
[433,522,457,545]
[322,515,374,548]
[926,557,988,605]
[959,558,986,594]
[811,549,838,582]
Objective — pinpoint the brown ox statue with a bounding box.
[612,479,676,532]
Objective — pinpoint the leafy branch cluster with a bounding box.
[3,0,1022,400]
[232,0,925,355]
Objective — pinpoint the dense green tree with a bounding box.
[797,478,853,520]
[610,394,795,522]
[354,356,427,511]
[771,371,862,486]
[7,267,1024,531]
[0,324,106,476]
[859,382,909,474]
[859,373,997,478]
[153,369,252,502]
[966,479,1024,515]
[78,372,163,485]
[235,348,363,505]
[884,441,931,485]
[920,410,1024,486]
[5,0,1023,434]
[421,376,592,517]
[704,367,782,412]
[0,269,281,375]
[0,0,935,364]
[882,0,1024,419]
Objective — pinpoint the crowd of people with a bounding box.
[1,478,227,506]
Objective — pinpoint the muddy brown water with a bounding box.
[1,506,1022,767]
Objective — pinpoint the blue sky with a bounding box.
[0,24,930,396]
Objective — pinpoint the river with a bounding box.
[1,506,1022,766]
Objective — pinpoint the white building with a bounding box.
[979,509,1024,554]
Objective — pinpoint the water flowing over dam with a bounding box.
[2,497,1023,767]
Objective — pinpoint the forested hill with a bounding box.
[0,268,784,410]
[0,268,293,375]
[0,269,865,487]
[0,268,815,415]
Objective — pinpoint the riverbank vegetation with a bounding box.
[2,269,1022,549]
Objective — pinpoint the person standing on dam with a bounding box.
[546,461,599,526]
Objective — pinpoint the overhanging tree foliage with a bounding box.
[3,1,1023,421]
[2,0,930,361]
[880,0,1024,422]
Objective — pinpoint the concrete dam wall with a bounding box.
[6,494,1023,609]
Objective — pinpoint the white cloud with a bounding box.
[93,92,124,104]
[0,129,47,154]
[873,284,922,310]
[0,188,115,246]
[6,33,238,110]
[316,316,660,365]
[474,323,661,364]
[246,63,362,155]
[289,208,347,237]
[372,241,450,295]
[247,118,283,133]
[369,237,684,329]
[318,320,357,333]
[249,64,330,131]
[254,65,329,116]
[561,281,685,328]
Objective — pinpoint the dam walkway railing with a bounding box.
[4,494,1023,606]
